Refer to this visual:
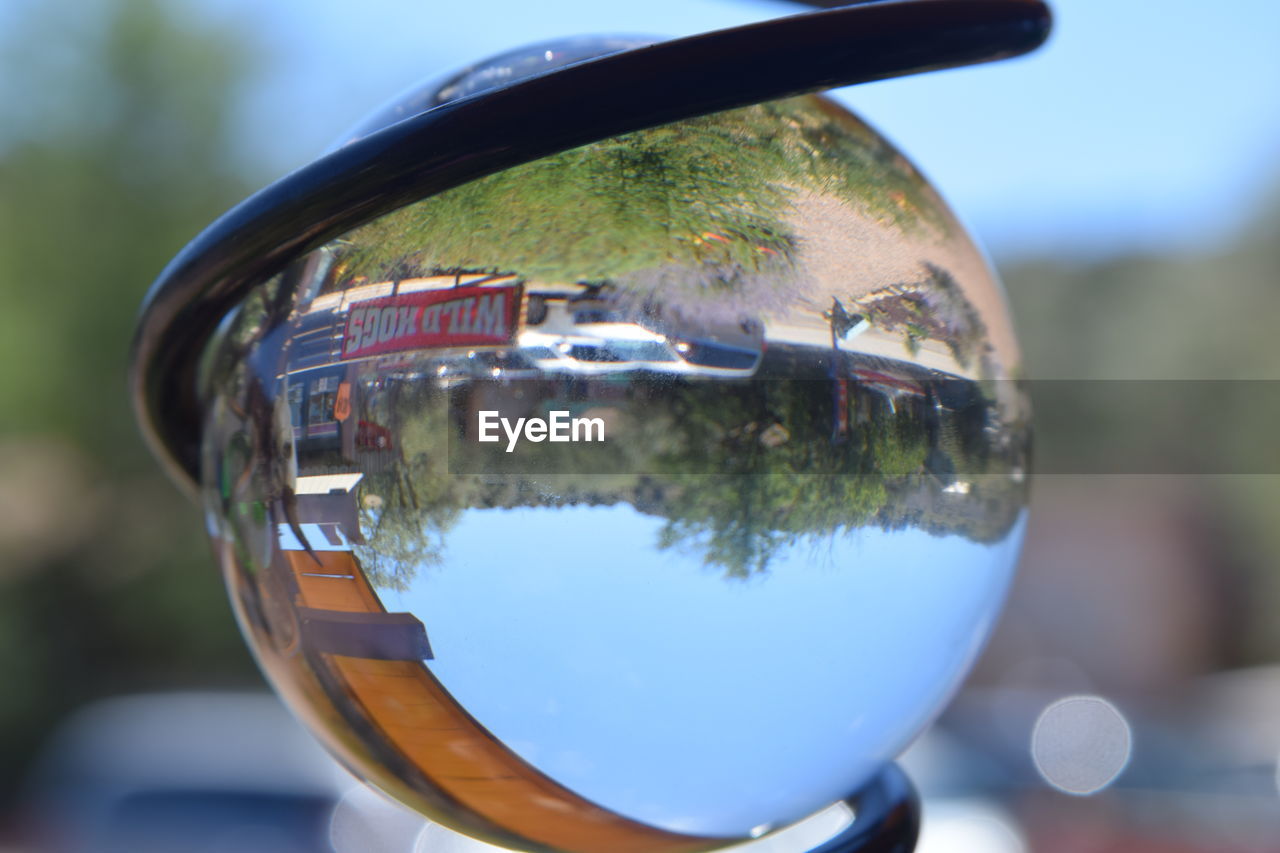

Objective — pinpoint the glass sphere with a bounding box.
[199,41,1030,853]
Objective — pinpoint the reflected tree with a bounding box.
[853,264,994,375]
[348,359,1024,583]
[654,377,929,576]
[352,381,464,591]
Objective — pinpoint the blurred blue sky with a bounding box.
[186,0,1280,261]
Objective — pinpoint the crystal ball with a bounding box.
[198,40,1030,853]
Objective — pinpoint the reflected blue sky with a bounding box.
[379,505,1027,836]
[181,0,1280,260]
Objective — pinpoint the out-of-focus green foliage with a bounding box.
[344,370,1022,581]
[1003,189,1280,660]
[0,0,264,799]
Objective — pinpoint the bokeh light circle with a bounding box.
[1031,695,1132,796]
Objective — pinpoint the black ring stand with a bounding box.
[129,4,1046,851]
[813,764,920,853]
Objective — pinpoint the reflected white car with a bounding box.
[519,295,763,377]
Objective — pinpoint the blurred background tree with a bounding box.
[999,200,1280,667]
[0,0,264,803]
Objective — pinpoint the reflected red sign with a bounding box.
[342,285,521,359]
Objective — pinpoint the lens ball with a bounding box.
[198,41,1029,853]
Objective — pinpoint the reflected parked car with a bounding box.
[520,295,764,377]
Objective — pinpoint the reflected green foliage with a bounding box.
[650,374,1024,575]
[653,379,912,577]
[341,98,944,291]
[354,383,462,591]
[339,365,1024,582]
[853,264,994,374]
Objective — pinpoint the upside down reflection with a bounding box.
[199,87,1029,853]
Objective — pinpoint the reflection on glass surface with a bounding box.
[198,74,1029,853]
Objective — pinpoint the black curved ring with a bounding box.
[812,763,920,853]
[130,0,1051,492]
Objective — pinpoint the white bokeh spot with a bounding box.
[1031,695,1132,796]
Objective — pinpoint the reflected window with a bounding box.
[287,382,304,437]
[606,341,677,362]
[568,345,625,363]
[306,375,340,437]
